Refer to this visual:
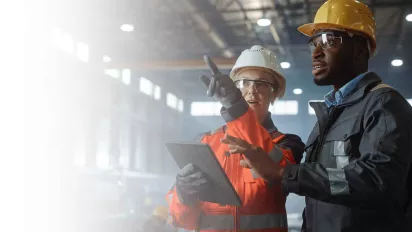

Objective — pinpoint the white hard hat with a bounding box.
[230,45,286,98]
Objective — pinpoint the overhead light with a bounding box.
[293,88,303,95]
[280,62,291,69]
[257,18,271,27]
[76,41,89,63]
[406,14,412,22]
[103,55,111,62]
[120,24,134,32]
[391,59,403,67]
[122,69,131,85]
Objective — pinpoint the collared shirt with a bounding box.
[324,72,370,107]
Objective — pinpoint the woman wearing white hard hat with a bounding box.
[168,45,304,232]
[230,45,286,124]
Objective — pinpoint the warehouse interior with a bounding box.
[26,0,412,231]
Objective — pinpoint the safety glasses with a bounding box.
[234,79,275,92]
[308,31,350,53]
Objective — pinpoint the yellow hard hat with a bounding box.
[298,0,376,55]
[152,206,169,220]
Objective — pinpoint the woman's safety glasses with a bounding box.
[234,79,275,92]
[309,31,349,53]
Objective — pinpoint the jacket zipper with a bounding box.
[312,106,336,162]
[312,106,336,232]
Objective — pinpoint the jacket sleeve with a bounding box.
[277,133,305,165]
[282,92,412,207]
[166,187,203,230]
[220,99,274,152]
[166,134,212,230]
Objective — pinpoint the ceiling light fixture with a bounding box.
[293,88,303,95]
[120,24,134,32]
[406,14,412,22]
[257,18,271,27]
[391,59,403,67]
[280,62,291,69]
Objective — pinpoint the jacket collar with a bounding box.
[340,72,382,105]
[262,112,278,134]
[309,72,382,120]
[324,71,370,107]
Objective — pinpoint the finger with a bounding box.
[220,138,237,145]
[220,136,241,145]
[179,163,196,176]
[240,160,252,169]
[200,75,216,97]
[192,178,208,187]
[228,144,248,154]
[204,55,221,75]
[224,134,245,144]
[215,79,227,96]
[222,137,246,148]
[224,134,238,141]
[199,75,211,88]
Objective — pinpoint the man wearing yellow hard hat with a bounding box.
[221,0,412,232]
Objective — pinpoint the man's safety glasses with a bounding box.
[234,79,275,92]
[308,32,349,53]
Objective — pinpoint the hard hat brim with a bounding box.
[232,66,285,82]
[297,22,350,37]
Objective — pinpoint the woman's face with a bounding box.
[235,69,277,123]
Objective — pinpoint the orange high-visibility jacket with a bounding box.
[168,104,304,232]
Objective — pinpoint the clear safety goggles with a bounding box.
[309,30,372,56]
[234,79,275,92]
[308,31,352,53]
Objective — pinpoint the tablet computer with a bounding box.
[165,141,242,206]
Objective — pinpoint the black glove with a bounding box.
[200,55,243,109]
[175,163,211,206]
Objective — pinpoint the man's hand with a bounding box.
[220,134,284,181]
[199,55,243,108]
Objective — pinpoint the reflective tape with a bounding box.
[198,213,288,230]
[251,146,284,179]
[239,214,288,230]
[198,214,233,230]
[327,168,350,195]
[268,146,284,163]
[333,141,349,169]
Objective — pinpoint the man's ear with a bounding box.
[354,40,369,61]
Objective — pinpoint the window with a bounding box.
[167,93,178,109]
[53,28,74,54]
[269,100,298,115]
[122,69,131,85]
[154,85,161,100]
[178,99,184,112]
[104,69,121,79]
[191,102,222,116]
[140,77,153,96]
[308,100,323,115]
[76,41,89,62]
[73,151,86,167]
